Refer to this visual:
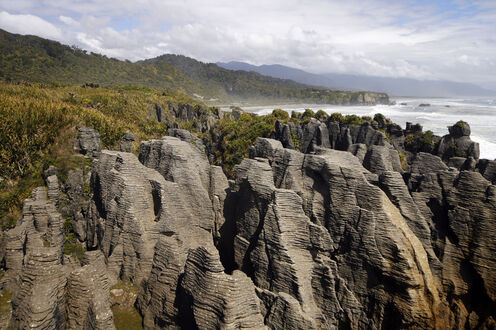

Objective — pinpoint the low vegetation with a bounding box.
[0,81,200,229]
[110,281,143,330]
[207,111,280,177]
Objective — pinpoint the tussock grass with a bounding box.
[0,82,201,228]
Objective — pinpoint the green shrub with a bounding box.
[419,130,434,147]
[329,112,344,123]
[210,113,277,177]
[373,113,386,123]
[315,110,328,121]
[301,109,315,122]
[64,232,85,261]
[343,114,363,125]
[405,134,415,145]
[272,109,290,121]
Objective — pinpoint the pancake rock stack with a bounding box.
[2,119,495,329]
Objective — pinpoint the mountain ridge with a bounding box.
[218,61,496,97]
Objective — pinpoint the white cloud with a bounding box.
[0,1,495,88]
[0,11,62,39]
[59,15,80,28]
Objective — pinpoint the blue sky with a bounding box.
[0,0,495,89]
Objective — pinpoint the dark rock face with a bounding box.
[271,120,295,149]
[408,167,496,329]
[477,159,496,183]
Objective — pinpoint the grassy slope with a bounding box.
[0,82,204,229]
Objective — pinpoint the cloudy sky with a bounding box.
[1,0,495,88]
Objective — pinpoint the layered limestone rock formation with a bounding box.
[229,138,445,328]
[3,116,495,329]
[179,246,266,329]
[84,136,266,328]
[67,250,114,329]
[2,186,64,290]
[10,248,67,329]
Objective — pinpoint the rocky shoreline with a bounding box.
[1,106,495,329]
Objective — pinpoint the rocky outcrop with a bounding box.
[6,113,496,329]
[10,248,67,329]
[228,138,447,328]
[67,250,114,329]
[169,128,206,153]
[75,127,101,156]
[86,136,231,328]
[435,121,480,160]
[119,132,135,152]
[362,145,403,174]
[300,119,330,153]
[86,150,168,283]
[477,159,496,183]
[350,91,389,105]
[60,169,91,242]
[409,165,496,328]
[135,137,231,327]
[179,246,265,329]
[271,120,295,149]
[2,187,65,290]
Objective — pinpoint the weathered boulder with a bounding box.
[148,103,164,122]
[169,128,206,154]
[119,132,135,152]
[300,119,330,153]
[410,152,448,175]
[435,121,480,160]
[75,127,101,155]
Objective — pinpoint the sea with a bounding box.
[239,97,496,160]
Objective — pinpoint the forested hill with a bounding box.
[0,29,208,96]
[0,28,389,105]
